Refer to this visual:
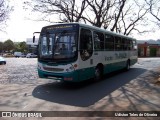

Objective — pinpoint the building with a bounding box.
[137,40,160,57]
[26,38,38,54]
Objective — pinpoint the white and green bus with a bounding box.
[35,23,137,82]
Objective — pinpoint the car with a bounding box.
[0,56,6,65]
[26,53,37,58]
[20,54,26,57]
[3,53,14,57]
[14,52,22,58]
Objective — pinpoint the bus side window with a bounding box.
[133,40,137,50]
[115,36,121,51]
[80,28,93,61]
[105,34,114,51]
[122,38,128,51]
[94,32,104,51]
[129,41,133,50]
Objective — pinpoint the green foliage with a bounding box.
[0,40,28,53]
[3,39,15,52]
[19,41,28,53]
[150,48,157,57]
[0,42,4,53]
[14,43,21,52]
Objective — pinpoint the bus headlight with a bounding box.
[66,66,74,72]
[69,66,74,70]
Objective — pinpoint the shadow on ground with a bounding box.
[32,68,146,107]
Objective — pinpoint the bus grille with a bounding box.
[43,67,64,72]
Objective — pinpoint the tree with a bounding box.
[83,0,116,28]
[85,0,149,35]
[14,42,21,52]
[0,41,4,53]
[117,0,150,35]
[19,41,28,53]
[3,39,15,52]
[145,0,160,27]
[14,42,28,53]
[24,0,150,35]
[24,0,88,23]
[0,0,13,31]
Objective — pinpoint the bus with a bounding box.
[34,23,137,82]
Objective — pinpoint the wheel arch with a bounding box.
[96,63,104,73]
[127,59,130,66]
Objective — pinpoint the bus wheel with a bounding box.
[125,61,130,71]
[94,67,103,81]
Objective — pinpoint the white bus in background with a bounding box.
[34,23,137,82]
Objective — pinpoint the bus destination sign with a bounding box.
[46,25,77,31]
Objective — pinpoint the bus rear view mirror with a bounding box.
[33,36,35,43]
[33,32,40,43]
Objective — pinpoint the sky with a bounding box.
[0,0,160,42]
[0,0,49,42]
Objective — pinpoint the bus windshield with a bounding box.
[39,31,77,62]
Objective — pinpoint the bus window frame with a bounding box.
[79,28,93,61]
[105,34,115,51]
[93,31,105,51]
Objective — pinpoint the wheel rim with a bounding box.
[127,62,130,70]
[95,68,101,80]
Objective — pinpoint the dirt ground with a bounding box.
[152,68,160,86]
[0,58,160,120]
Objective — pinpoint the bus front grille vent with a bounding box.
[43,66,64,72]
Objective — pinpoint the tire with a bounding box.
[94,67,103,81]
[125,61,130,71]
[2,62,6,65]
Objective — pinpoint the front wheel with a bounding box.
[2,62,6,65]
[94,67,103,81]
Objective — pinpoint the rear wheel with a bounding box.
[125,61,130,71]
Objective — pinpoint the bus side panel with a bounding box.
[132,58,137,65]
[76,52,95,81]
[77,67,95,81]
[103,51,128,74]
[103,63,113,74]
[130,51,138,66]
[112,60,127,70]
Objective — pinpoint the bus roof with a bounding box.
[43,22,136,41]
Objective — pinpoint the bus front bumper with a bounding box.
[38,69,79,82]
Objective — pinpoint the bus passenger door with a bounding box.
[78,28,94,81]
